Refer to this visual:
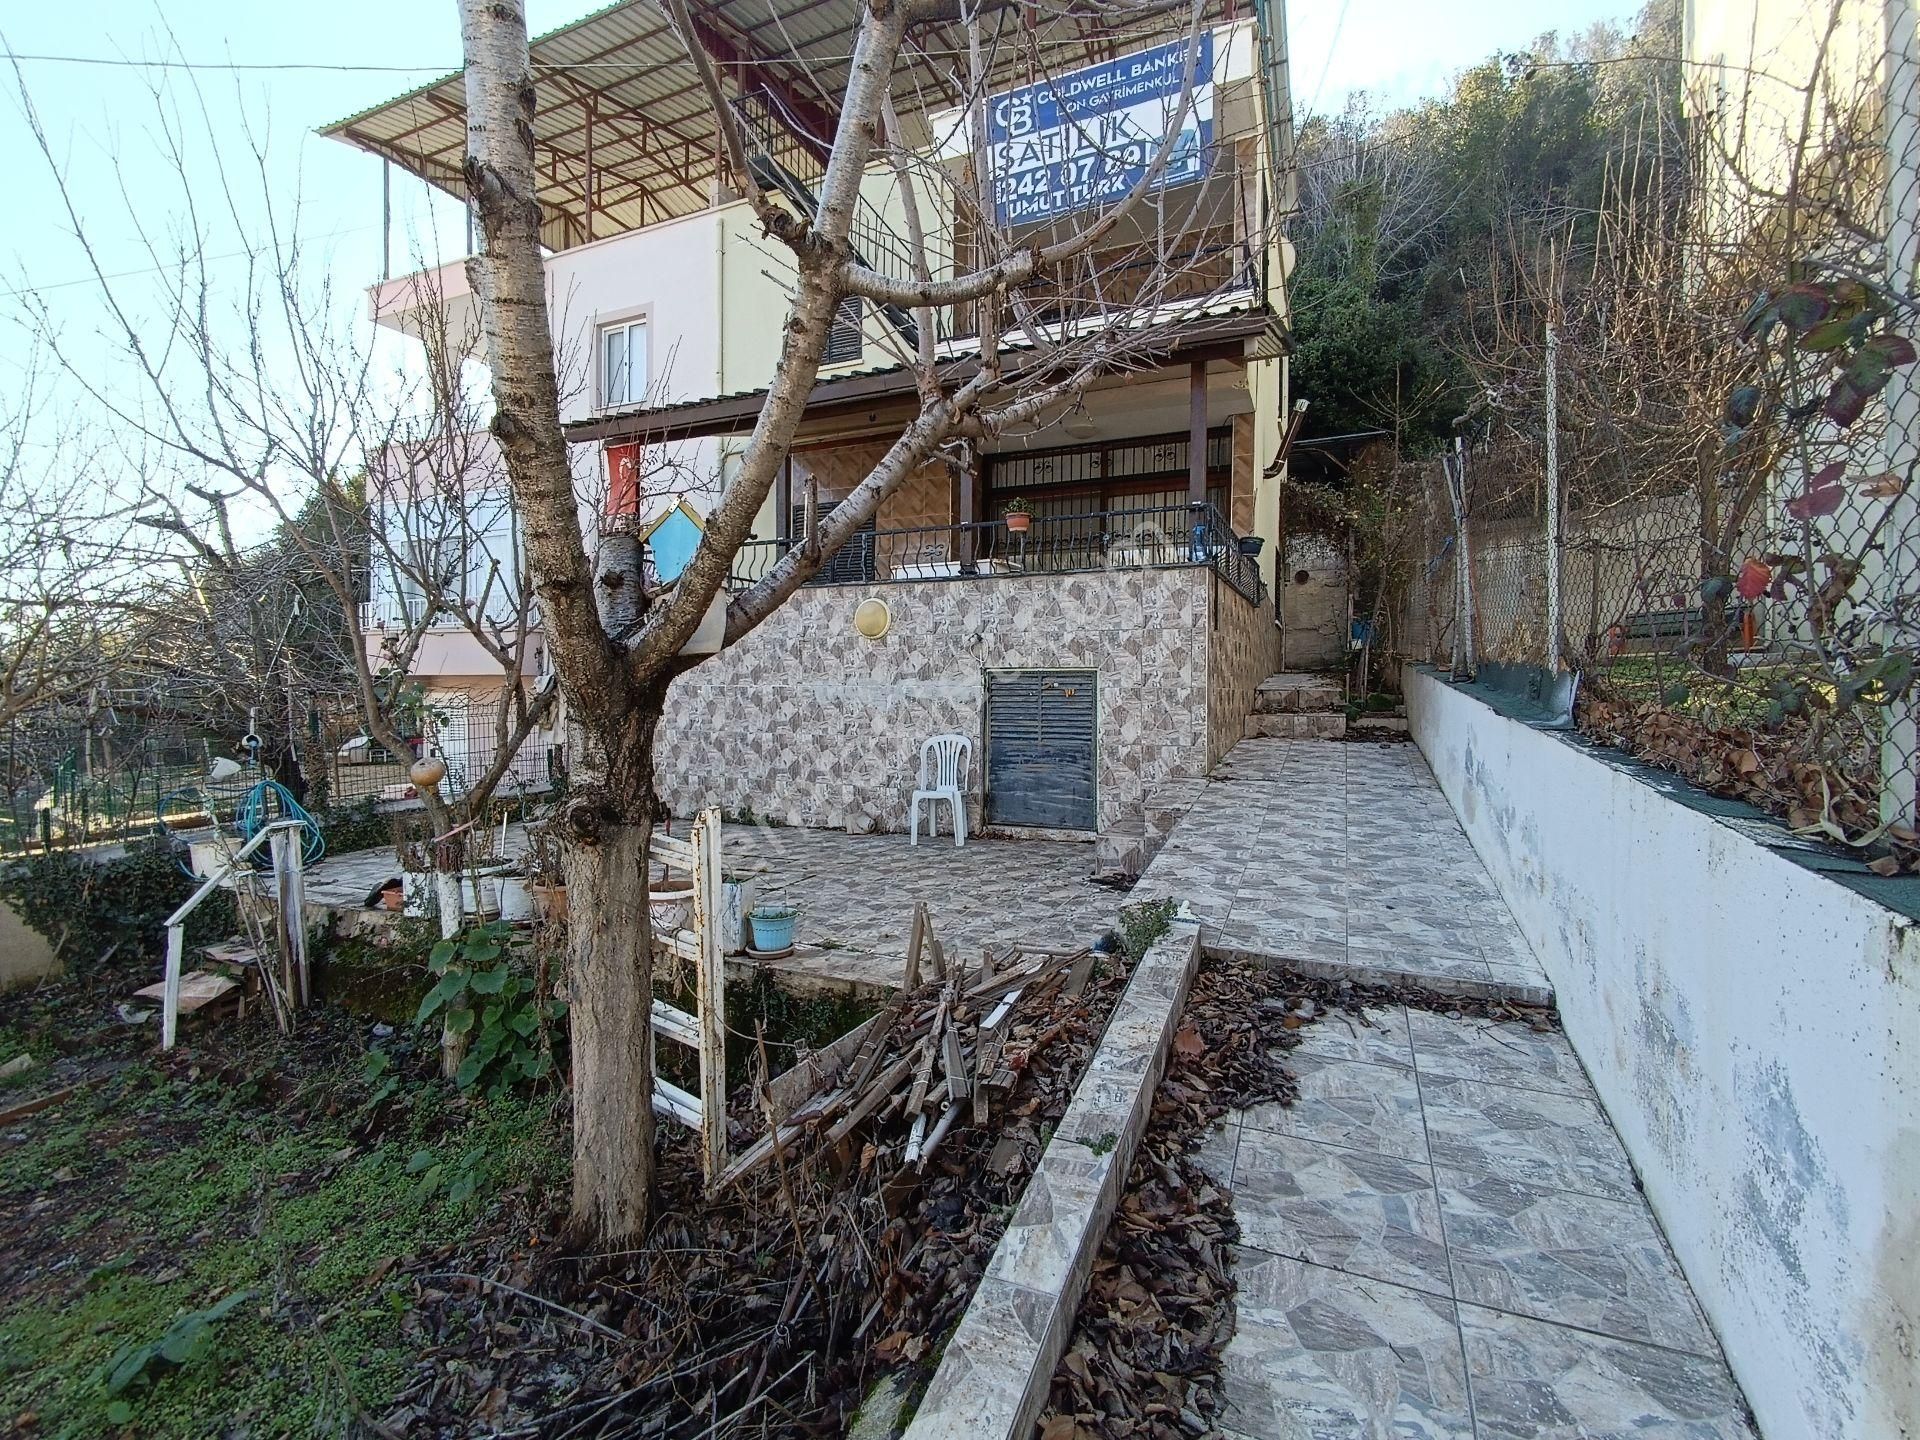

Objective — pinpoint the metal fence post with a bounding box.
[1444,441,1476,677]
[1881,0,1920,827]
[1545,322,1563,674]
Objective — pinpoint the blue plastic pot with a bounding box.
[749,906,798,951]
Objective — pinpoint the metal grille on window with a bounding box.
[789,500,875,584]
[825,297,863,365]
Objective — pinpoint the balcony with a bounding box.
[727,501,1266,606]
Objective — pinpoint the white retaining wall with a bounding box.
[1404,664,1919,1440]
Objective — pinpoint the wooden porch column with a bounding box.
[584,97,597,243]
[957,440,978,568]
[1188,360,1208,508]
[775,456,793,544]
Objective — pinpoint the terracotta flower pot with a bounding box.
[1004,511,1032,533]
[531,881,569,923]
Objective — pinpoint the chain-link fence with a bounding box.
[325,689,566,808]
[3,688,566,853]
[1,713,234,852]
[1385,11,1920,857]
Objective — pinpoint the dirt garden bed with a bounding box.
[0,902,1146,1439]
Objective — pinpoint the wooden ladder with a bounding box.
[648,808,728,1186]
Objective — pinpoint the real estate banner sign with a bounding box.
[984,33,1214,228]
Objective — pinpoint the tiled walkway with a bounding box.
[1195,1005,1755,1439]
[1132,739,1553,1004]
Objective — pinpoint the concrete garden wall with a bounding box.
[0,900,58,990]
[655,568,1218,835]
[1403,664,1919,1440]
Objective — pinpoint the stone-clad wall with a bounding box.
[654,568,1215,834]
[1205,576,1278,767]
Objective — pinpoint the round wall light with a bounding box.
[853,596,891,639]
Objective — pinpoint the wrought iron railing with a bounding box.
[728,502,1266,606]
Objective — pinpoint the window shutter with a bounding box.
[825,298,863,364]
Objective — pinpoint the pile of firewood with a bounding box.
[717,901,1098,1192]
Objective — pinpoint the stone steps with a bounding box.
[1247,711,1346,740]
[1252,671,1344,716]
[1095,778,1209,881]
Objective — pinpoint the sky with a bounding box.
[0,0,1641,491]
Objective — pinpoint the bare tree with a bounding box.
[460,0,1255,1240]
[8,55,556,956]
[1454,0,1920,842]
[0,343,147,737]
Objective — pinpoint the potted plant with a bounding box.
[1235,534,1265,557]
[748,901,799,953]
[496,864,536,924]
[648,860,696,936]
[1002,497,1035,534]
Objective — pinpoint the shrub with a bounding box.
[0,841,237,967]
[315,798,388,857]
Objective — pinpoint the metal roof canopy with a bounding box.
[320,0,1233,253]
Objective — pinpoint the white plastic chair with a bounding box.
[909,733,972,847]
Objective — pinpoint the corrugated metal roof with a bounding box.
[320,0,1233,252]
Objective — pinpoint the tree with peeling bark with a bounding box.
[458,0,1257,1241]
[7,55,557,997]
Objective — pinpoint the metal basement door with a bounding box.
[984,669,1097,830]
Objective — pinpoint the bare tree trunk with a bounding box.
[562,795,657,1245]
[461,0,659,1240]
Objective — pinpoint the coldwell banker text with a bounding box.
[987,33,1214,227]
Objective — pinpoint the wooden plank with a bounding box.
[654,1077,703,1129]
[840,1008,898,1098]
[824,1057,913,1145]
[966,951,1073,1007]
[929,936,947,982]
[713,1115,807,1192]
[160,925,185,1050]
[656,927,701,965]
[695,807,728,1185]
[652,833,699,872]
[1064,949,1096,999]
[906,1002,945,1116]
[983,987,1024,1032]
[903,903,928,990]
[942,1019,969,1103]
[0,1085,80,1126]
[136,970,237,1014]
[651,999,700,1048]
[286,832,310,1008]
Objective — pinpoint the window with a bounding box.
[825,298,862,365]
[599,318,649,409]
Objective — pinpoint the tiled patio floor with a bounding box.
[1132,739,1553,1004]
[719,824,1116,989]
[1198,1005,1755,1440]
[293,820,1117,992]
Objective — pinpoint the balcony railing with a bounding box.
[728,502,1266,606]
